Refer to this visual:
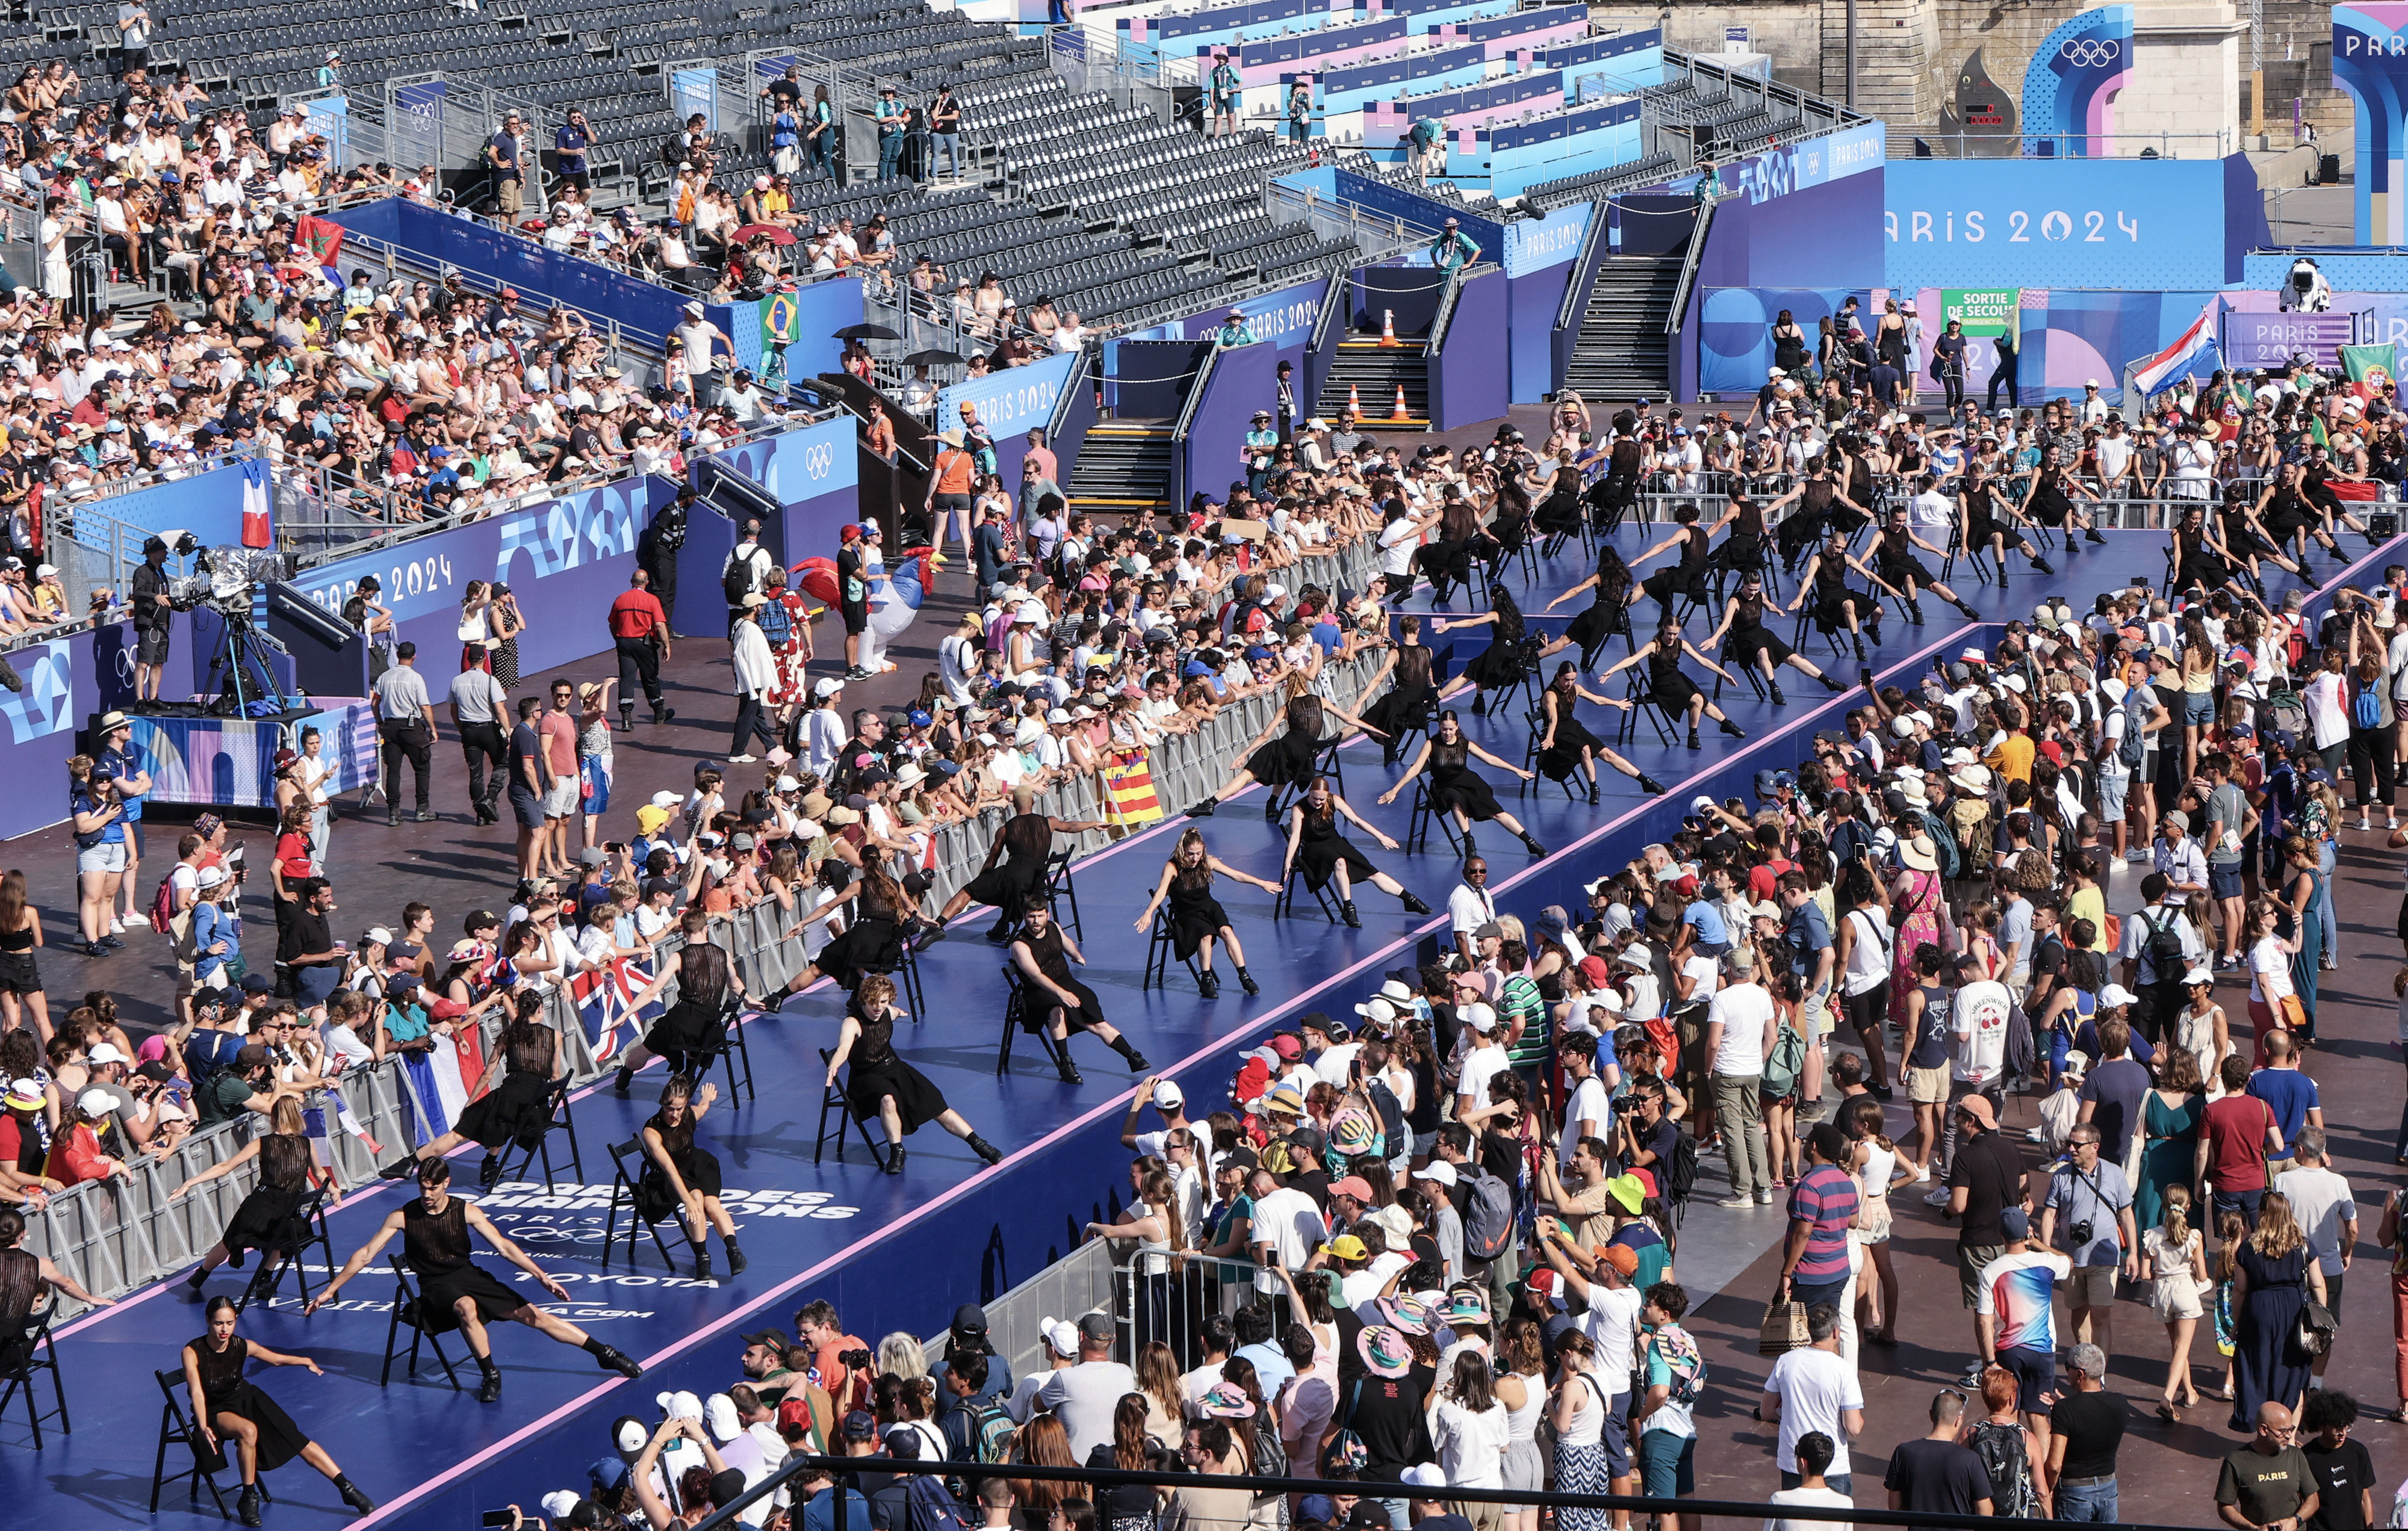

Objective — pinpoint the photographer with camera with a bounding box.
[131,533,173,702]
[2039,1122,2138,1375]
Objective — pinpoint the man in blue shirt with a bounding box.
[2246,1032,2322,1162]
[796,1459,872,1531]
[554,108,592,192]
[874,86,908,181]
[485,113,526,215]
[1779,870,1835,1056]
[94,711,151,933]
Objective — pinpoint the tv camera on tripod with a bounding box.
[162,535,294,717]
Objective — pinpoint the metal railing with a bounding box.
[1887,126,2240,160]
[1663,192,1712,335]
[1266,184,1427,266]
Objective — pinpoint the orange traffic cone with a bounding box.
[1392,383,1409,420]
[1347,382,1361,415]
[1379,308,1398,347]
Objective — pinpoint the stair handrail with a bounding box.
[1309,265,1347,355]
[1172,344,1222,446]
[1048,342,1095,442]
[1556,206,1610,332]
[1664,196,1714,337]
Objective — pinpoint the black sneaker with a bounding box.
[1638,775,1666,794]
[593,1344,642,1379]
[477,1370,503,1404]
[1198,971,1220,999]
[1769,684,1787,705]
[98,935,123,950]
[477,1154,503,1188]
[413,810,436,823]
[238,1486,263,1527]
[340,1481,376,1515]
[1720,719,1745,738]
[2031,556,2055,575]
[2085,529,2106,544]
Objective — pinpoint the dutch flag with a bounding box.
[2131,298,2221,398]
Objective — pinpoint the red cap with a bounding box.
[1268,1035,1302,1060]
[427,995,469,1020]
[1329,1175,1376,1202]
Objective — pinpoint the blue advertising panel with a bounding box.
[2022,5,2133,155]
[1121,276,1329,348]
[331,199,687,343]
[76,458,253,548]
[1724,120,1884,205]
[932,348,1078,441]
[1883,158,2226,291]
[2335,2,2408,246]
[1503,203,1590,277]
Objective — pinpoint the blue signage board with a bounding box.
[1884,157,2227,291]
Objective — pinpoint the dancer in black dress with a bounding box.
[376,995,561,1186]
[1379,709,1547,855]
[1361,616,1438,766]
[1011,897,1150,1084]
[1280,775,1433,927]
[174,1096,320,1301]
[1416,489,1485,602]
[1435,581,1539,717]
[1765,456,1873,571]
[1701,571,1845,704]
[1704,489,1773,582]
[1958,460,2054,577]
[1541,545,1636,668]
[1786,533,1894,660]
[639,1073,744,1279]
[2213,488,2302,585]
[308,1157,642,1403]
[2254,462,2343,577]
[1598,614,1746,750]
[1534,662,1664,800]
[1628,503,1715,617]
[611,909,751,1092]
[929,789,1103,943]
[182,1297,374,1524]
[2018,447,2105,551]
[1530,449,1584,540]
[1865,503,1981,623]
[0,1210,103,1366]
[2173,502,2250,596]
[1135,828,1282,998]
[1586,419,1642,531]
[764,852,930,996]
[827,973,1004,1174]
[1187,690,1383,821]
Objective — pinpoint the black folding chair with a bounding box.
[151,1367,258,1518]
[233,1187,336,1314]
[813,1047,889,1170]
[1271,859,1340,923]
[378,1255,463,1391]
[601,1137,678,1272]
[1518,707,1580,801]
[1040,847,1082,938]
[1264,735,1347,821]
[1141,905,1214,994]
[1614,670,1678,749]
[0,1310,68,1447]
[996,960,1075,1078]
[1939,522,1998,587]
[1712,643,1771,705]
[490,1077,585,1193]
[1790,607,1848,658]
[1403,778,1465,858]
[677,997,755,1104]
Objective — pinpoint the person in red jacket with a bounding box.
[606,566,675,729]
[44,1089,134,1188]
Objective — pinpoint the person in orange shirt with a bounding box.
[926,428,978,569]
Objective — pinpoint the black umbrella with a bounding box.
[902,348,964,365]
[835,323,902,341]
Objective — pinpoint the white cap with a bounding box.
[815,677,845,697]
[2099,983,2140,1008]
[1401,1464,1448,1489]
[1690,794,1716,814]
[1410,1161,1458,1186]
[542,1492,583,1523]
[703,1392,743,1443]
[615,1419,648,1453]
[1354,997,1398,1025]
[1462,1002,1498,1033]
[1891,716,1917,738]
[86,1042,128,1066]
[1042,1317,1080,1357]
[76,1089,116,1118]
[1152,1080,1184,1110]
[650,790,681,809]
[656,1389,704,1421]
[364,926,395,947]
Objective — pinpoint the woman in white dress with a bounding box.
[39,196,70,300]
[1429,1351,1508,1520]
[291,725,334,871]
[2143,1182,2210,1423]
[1493,1320,1547,1531]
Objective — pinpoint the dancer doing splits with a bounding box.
[1957,460,2055,578]
[639,1074,745,1279]
[1864,502,1981,623]
[174,1096,320,1301]
[1134,828,1281,997]
[1187,691,1384,821]
[1786,533,1894,660]
[930,788,1102,942]
[611,908,750,1091]
[1433,581,1538,717]
[1535,662,1665,799]
[1281,775,1434,928]
[1360,615,1439,766]
[1379,709,1547,856]
[377,997,562,1186]
[1701,570,1845,705]
[1597,615,1746,750]
[1541,545,1637,669]
[1011,897,1151,1084]
[181,1297,374,1525]
[307,1157,642,1403]
[827,974,1005,1174]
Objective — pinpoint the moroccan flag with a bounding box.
[2342,342,2397,399]
[295,213,344,268]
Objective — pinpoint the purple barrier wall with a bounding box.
[0,619,149,838]
[1433,268,1509,430]
[1182,342,1282,511]
[1349,264,1445,337]
[331,199,687,344]
[1697,169,1884,290]
[1507,262,1574,404]
[1104,340,1215,422]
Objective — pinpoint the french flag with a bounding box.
[2131,298,2221,397]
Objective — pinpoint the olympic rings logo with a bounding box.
[805,442,834,477]
[2059,39,2121,67]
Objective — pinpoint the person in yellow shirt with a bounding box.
[1985,724,2036,786]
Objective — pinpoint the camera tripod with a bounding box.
[200,604,292,718]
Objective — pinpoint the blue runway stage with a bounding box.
[12,526,2398,1531]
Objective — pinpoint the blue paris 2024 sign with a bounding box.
[2335,3,2408,246]
[1883,158,2227,292]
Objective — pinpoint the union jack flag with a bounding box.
[573,954,662,1063]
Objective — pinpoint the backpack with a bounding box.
[1460,1164,1516,1261]
[722,545,760,605]
[1663,1129,1700,1207]
[1365,1077,1407,1160]
[2263,688,2309,741]
[149,869,181,936]
[958,1396,1016,1465]
[2140,909,2188,971]
[2117,691,2149,769]
[757,593,792,647]
[903,1473,973,1531]
[1913,808,1963,879]
[2355,681,2384,729]
[1761,1020,1808,1098]
[1967,1419,2040,1520]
